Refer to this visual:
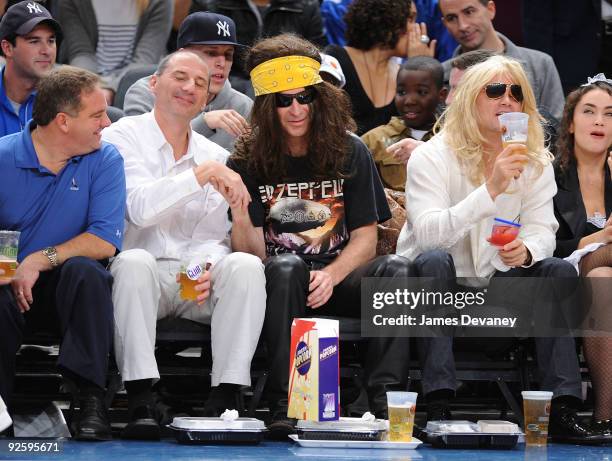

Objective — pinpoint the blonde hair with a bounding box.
[435,55,552,185]
[135,0,150,16]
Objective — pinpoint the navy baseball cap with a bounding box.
[177,12,243,49]
[0,1,62,41]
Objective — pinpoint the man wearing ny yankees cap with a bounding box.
[123,12,252,151]
[0,1,62,137]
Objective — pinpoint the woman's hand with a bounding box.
[407,22,436,58]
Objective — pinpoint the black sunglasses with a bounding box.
[275,88,317,108]
[484,83,524,103]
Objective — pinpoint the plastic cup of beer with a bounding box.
[178,257,210,302]
[499,112,529,161]
[0,231,20,283]
[489,218,521,247]
[521,391,552,447]
[386,391,417,442]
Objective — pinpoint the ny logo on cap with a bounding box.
[216,20,230,37]
[26,2,43,14]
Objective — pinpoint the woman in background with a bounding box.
[57,0,172,104]
[325,0,435,135]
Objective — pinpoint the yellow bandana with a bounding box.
[250,55,323,96]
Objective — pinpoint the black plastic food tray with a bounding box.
[428,433,519,449]
[297,429,385,441]
[171,428,264,445]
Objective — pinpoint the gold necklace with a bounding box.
[361,50,390,108]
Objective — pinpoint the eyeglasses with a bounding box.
[484,83,524,103]
[275,88,317,108]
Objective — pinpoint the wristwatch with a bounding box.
[42,246,59,267]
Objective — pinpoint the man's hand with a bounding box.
[203,110,249,137]
[485,144,529,200]
[194,162,251,210]
[498,238,530,267]
[11,254,46,312]
[209,174,251,211]
[176,270,212,305]
[386,138,424,164]
[407,22,437,58]
[194,270,212,305]
[307,270,334,309]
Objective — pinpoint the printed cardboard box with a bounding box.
[288,318,339,421]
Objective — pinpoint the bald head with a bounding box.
[151,50,210,122]
[156,50,209,77]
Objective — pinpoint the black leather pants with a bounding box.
[263,253,415,414]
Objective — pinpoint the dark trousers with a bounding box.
[0,257,114,405]
[414,250,582,400]
[264,254,414,411]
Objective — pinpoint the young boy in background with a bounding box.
[362,57,447,191]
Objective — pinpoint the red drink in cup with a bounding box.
[489,218,521,247]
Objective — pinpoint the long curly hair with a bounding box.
[344,0,413,50]
[555,81,612,173]
[231,34,356,182]
[436,55,551,185]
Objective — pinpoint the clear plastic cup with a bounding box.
[0,231,20,282]
[499,112,529,147]
[521,391,552,446]
[499,112,529,165]
[178,255,211,301]
[489,218,521,247]
[386,391,417,442]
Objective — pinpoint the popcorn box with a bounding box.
[288,318,340,421]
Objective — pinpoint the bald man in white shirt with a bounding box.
[103,50,266,440]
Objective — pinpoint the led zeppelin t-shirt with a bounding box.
[227,135,391,265]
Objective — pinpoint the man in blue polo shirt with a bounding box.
[0,1,61,137]
[0,66,126,440]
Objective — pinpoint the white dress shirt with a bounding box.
[102,110,231,262]
[396,134,558,279]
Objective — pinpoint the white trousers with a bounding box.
[110,249,266,386]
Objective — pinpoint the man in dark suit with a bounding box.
[522,0,602,94]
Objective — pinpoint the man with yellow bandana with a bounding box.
[226,34,416,438]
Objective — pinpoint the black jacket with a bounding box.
[191,0,327,79]
[522,0,601,94]
[553,160,612,258]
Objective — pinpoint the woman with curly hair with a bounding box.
[325,0,435,135]
[553,75,612,435]
[228,33,416,438]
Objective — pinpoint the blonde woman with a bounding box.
[397,56,606,443]
[57,0,172,104]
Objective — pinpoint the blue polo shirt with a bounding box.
[0,67,36,138]
[0,121,126,262]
